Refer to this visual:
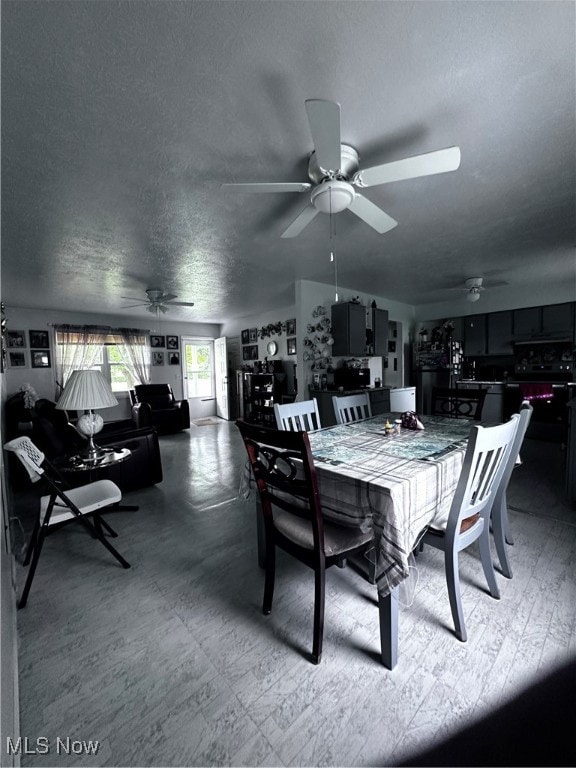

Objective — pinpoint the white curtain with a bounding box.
[53,325,110,400]
[118,328,151,385]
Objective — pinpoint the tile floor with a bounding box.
[10,421,576,767]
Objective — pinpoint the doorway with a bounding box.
[181,337,216,420]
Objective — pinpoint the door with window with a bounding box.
[182,338,216,419]
[214,336,229,420]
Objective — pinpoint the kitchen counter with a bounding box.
[457,380,505,385]
[310,386,391,395]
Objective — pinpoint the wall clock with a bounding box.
[267,341,278,356]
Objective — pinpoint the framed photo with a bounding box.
[249,344,259,360]
[166,335,179,350]
[168,351,180,365]
[29,330,49,348]
[150,335,165,348]
[7,330,26,348]
[241,329,250,345]
[152,351,164,366]
[8,350,27,368]
[286,318,296,336]
[287,337,297,355]
[249,328,258,344]
[31,350,51,368]
[388,341,396,353]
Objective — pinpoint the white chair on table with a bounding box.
[420,415,519,643]
[4,436,131,609]
[274,398,321,432]
[332,392,372,424]
[491,401,533,579]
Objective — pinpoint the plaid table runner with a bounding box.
[308,414,470,594]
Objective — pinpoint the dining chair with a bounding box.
[420,414,519,642]
[4,436,131,609]
[274,398,321,432]
[332,392,373,424]
[431,387,487,420]
[491,401,533,578]
[236,420,374,664]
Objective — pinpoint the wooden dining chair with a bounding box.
[274,398,321,432]
[420,415,519,642]
[431,387,487,420]
[332,392,373,424]
[236,420,374,664]
[4,436,131,609]
[491,401,533,578]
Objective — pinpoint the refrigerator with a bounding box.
[414,340,463,414]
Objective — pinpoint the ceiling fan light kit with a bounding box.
[466,288,481,303]
[223,99,461,239]
[464,277,484,303]
[120,288,195,313]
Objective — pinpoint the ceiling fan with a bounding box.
[448,277,510,303]
[121,288,195,314]
[222,99,461,238]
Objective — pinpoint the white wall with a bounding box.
[4,306,221,419]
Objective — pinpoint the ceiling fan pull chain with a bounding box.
[329,187,339,302]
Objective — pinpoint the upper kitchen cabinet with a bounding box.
[487,311,513,354]
[513,303,574,340]
[331,302,366,356]
[463,314,487,356]
[371,307,389,355]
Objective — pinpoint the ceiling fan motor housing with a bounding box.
[307,143,359,184]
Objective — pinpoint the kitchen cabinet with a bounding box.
[371,308,389,355]
[487,311,513,355]
[309,388,391,427]
[513,303,574,340]
[463,315,487,356]
[331,302,366,356]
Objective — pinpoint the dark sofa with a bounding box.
[28,399,163,493]
[130,383,190,434]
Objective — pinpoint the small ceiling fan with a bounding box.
[222,99,461,238]
[121,288,195,314]
[449,277,507,303]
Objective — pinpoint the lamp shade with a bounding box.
[56,370,118,411]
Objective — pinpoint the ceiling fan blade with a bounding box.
[122,303,148,308]
[305,99,342,172]
[355,146,461,188]
[166,301,195,307]
[348,194,398,234]
[221,182,311,193]
[281,204,320,238]
[160,293,177,302]
[121,296,147,302]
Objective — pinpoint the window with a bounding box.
[184,341,213,398]
[55,326,150,395]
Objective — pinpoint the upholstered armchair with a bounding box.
[130,384,190,434]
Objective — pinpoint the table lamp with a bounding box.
[56,369,118,459]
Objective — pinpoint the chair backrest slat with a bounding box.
[274,399,321,432]
[332,393,372,424]
[431,387,486,420]
[446,415,519,539]
[237,420,324,538]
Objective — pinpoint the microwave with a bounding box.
[334,367,371,390]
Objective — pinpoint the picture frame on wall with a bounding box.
[166,335,179,350]
[8,350,27,368]
[286,318,296,336]
[287,337,297,355]
[29,330,49,348]
[152,351,164,366]
[168,351,180,365]
[248,328,258,343]
[249,344,259,360]
[241,329,250,345]
[7,330,26,348]
[31,350,51,368]
[150,335,165,348]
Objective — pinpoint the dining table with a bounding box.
[247,413,474,670]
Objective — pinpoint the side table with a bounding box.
[54,448,139,511]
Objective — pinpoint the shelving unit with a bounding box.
[242,372,285,426]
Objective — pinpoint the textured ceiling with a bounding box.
[2,0,575,324]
